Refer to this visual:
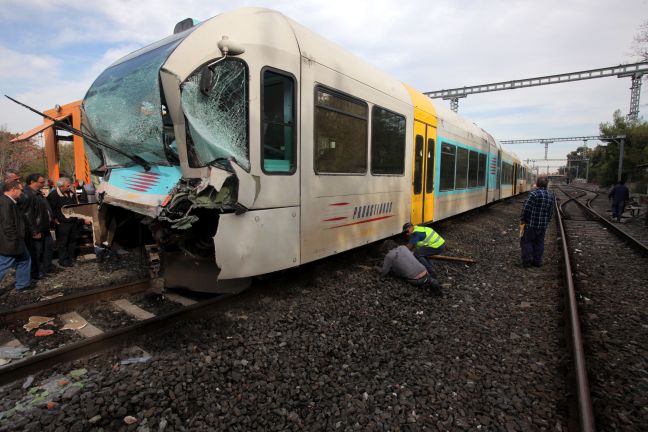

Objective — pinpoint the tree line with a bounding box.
[561,111,648,193]
[0,126,75,180]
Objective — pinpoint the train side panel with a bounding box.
[430,105,492,221]
[297,59,413,264]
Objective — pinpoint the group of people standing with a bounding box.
[0,170,91,292]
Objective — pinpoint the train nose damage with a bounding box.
[64,159,259,293]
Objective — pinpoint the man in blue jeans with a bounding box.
[520,176,554,268]
[0,179,32,291]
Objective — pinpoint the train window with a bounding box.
[501,162,512,184]
[455,147,468,189]
[413,135,423,194]
[181,59,249,170]
[439,142,456,191]
[478,153,487,187]
[261,69,296,174]
[425,138,435,193]
[468,150,478,188]
[314,87,368,174]
[371,106,405,175]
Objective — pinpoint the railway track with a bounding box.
[554,185,648,430]
[0,280,231,387]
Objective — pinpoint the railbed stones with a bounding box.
[1,200,574,430]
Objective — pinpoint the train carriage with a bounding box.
[76,7,531,292]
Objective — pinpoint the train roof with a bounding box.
[162,8,411,105]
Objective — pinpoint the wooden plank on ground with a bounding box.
[60,311,103,338]
[111,299,155,320]
[164,292,197,306]
[429,255,477,264]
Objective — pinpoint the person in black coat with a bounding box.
[0,180,32,290]
[608,178,630,222]
[47,177,82,267]
[22,173,55,278]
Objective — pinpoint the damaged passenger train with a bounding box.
[72,7,532,292]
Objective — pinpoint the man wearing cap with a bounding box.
[402,222,446,277]
[378,240,442,296]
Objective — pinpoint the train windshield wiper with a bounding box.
[5,95,152,171]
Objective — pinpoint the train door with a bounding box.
[497,150,502,193]
[512,163,518,195]
[411,121,435,224]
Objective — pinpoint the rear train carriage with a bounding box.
[78,7,529,292]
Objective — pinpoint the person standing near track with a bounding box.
[402,222,446,277]
[22,173,54,279]
[47,177,87,267]
[519,176,554,268]
[0,180,32,291]
[608,177,629,223]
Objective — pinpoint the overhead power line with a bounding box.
[425,62,648,121]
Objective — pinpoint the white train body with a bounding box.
[81,8,531,292]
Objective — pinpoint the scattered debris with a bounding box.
[22,376,34,389]
[69,368,87,378]
[34,329,54,337]
[60,314,88,331]
[120,352,152,365]
[23,316,54,331]
[0,346,28,359]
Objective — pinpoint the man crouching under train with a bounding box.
[377,239,443,297]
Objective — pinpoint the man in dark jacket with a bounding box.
[0,169,20,192]
[0,180,32,290]
[47,177,82,267]
[22,173,54,278]
[520,176,554,268]
[608,178,630,222]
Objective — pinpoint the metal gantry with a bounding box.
[502,135,626,180]
[424,62,648,120]
[626,73,644,122]
[525,158,591,180]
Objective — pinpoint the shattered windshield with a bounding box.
[83,33,191,167]
[181,59,249,170]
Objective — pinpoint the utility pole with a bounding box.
[618,138,625,181]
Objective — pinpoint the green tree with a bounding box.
[0,126,42,177]
[590,110,648,189]
[565,145,593,181]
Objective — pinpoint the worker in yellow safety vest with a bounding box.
[402,222,446,277]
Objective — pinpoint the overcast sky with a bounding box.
[1,0,647,168]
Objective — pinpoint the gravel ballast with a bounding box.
[1,198,571,431]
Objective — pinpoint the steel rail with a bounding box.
[0,292,233,387]
[557,188,589,218]
[0,279,151,324]
[566,185,648,256]
[554,191,596,432]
